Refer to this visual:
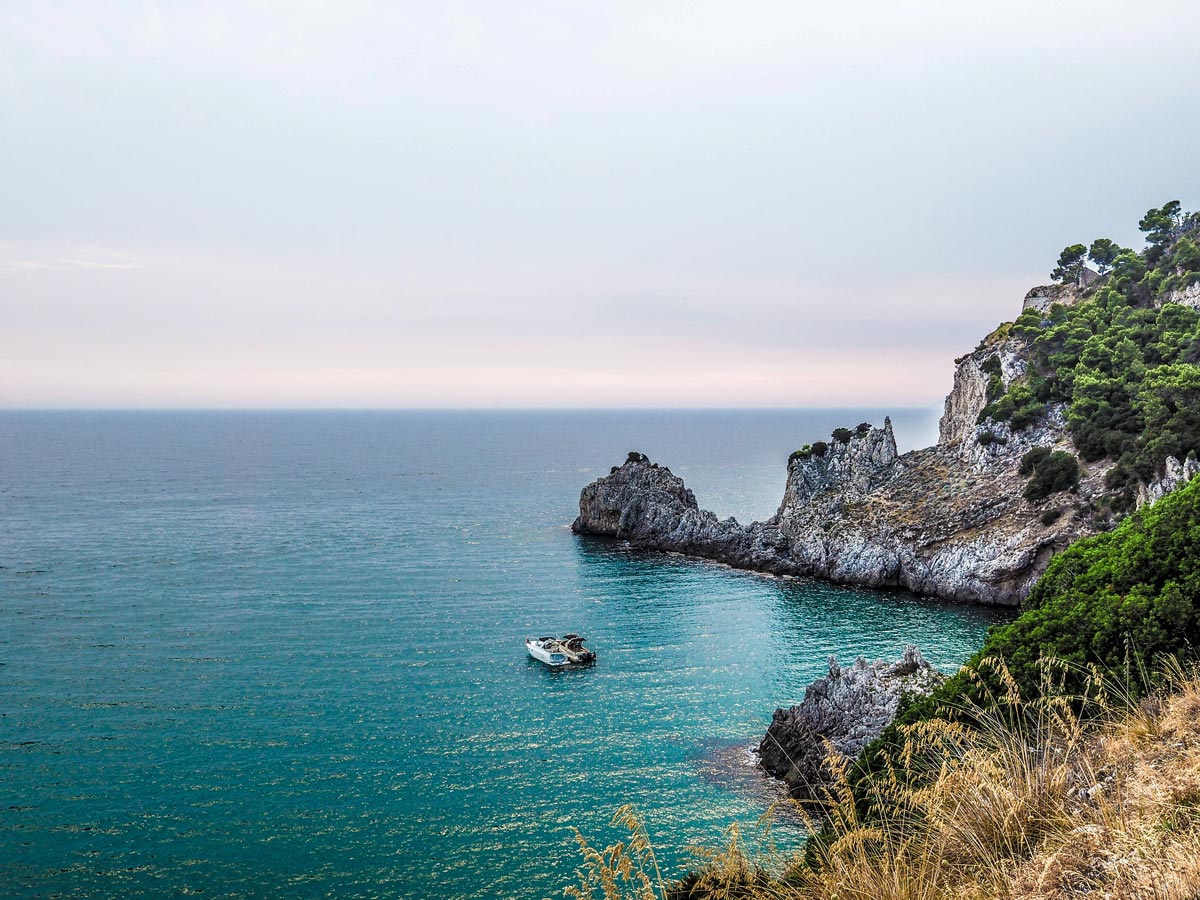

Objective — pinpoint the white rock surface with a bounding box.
[757,646,943,803]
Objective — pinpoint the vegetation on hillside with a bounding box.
[566,660,1200,900]
[1018,447,1080,501]
[979,201,1200,513]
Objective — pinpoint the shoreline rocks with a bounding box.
[572,412,1099,605]
[756,646,943,804]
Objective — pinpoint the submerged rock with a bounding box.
[756,646,942,804]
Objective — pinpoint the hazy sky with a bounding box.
[3,1,1198,408]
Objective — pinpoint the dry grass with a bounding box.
[562,660,1200,900]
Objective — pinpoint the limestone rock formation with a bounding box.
[938,354,988,447]
[1021,282,1084,314]
[572,452,793,572]
[1160,281,1200,309]
[572,280,1199,606]
[757,646,942,804]
[573,410,1100,604]
[1138,454,1200,507]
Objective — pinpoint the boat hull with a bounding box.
[526,640,569,667]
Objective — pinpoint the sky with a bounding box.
[2,1,1198,409]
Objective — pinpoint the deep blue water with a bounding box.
[0,410,1007,900]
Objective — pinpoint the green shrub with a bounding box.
[1019,446,1052,475]
[1024,451,1081,501]
[1040,507,1063,525]
[789,445,812,463]
[977,384,1044,431]
[855,422,872,435]
[985,372,1005,403]
[831,427,855,443]
[810,441,829,458]
[977,431,1007,447]
[995,474,1200,694]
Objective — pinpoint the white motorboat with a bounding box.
[525,633,596,667]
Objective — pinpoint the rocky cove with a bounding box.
[572,275,1200,803]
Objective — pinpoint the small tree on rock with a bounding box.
[1088,238,1122,274]
[1051,244,1087,284]
[1140,200,1183,263]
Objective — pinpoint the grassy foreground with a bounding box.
[565,660,1200,900]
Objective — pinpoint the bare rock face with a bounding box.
[573,414,1099,605]
[1159,281,1200,310]
[1022,283,1082,314]
[1020,271,1097,314]
[757,646,942,804]
[938,354,988,447]
[572,452,794,572]
[1138,454,1200,507]
[780,422,899,508]
[769,411,1102,604]
[938,332,1028,448]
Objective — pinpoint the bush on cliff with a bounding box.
[977,430,1007,447]
[1018,446,1051,474]
[1023,450,1080,501]
[977,381,1045,430]
[994,202,1200,505]
[831,427,855,444]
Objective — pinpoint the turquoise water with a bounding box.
[0,411,1007,899]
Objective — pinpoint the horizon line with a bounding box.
[0,403,946,413]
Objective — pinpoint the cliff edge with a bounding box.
[572,298,1111,606]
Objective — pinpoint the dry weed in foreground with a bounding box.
[561,660,1200,900]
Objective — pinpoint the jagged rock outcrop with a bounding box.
[572,452,793,572]
[938,354,988,447]
[1022,282,1083,314]
[1137,454,1200,506]
[757,646,942,803]
[574,410,1101,604]
[1020,267,1099,314]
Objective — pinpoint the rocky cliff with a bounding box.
[572,294,1124,606]
[757,646,942,803]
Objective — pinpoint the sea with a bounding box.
[0,410,1009,900]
